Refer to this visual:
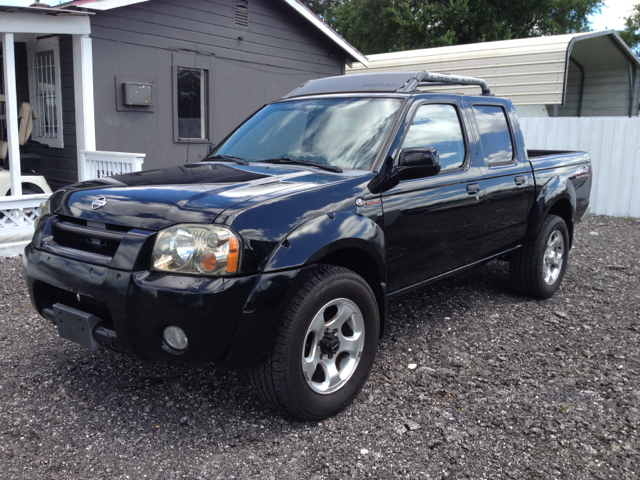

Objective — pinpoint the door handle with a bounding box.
[466,183,480,195]
[514,175,526,186]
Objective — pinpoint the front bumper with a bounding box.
[24,244,259,363]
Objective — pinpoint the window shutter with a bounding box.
[234,0,249,28]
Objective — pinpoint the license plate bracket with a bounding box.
[53,303,102,351]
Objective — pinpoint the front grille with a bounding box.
[51,216,131,258]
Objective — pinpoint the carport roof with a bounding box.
[347,31,640,105]
[56,0,368,67]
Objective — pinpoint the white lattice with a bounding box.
[0,194,50,237]
[0,205,39,227]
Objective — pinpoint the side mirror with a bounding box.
[395,147,441,180]
[207,143,218,154]
[368,155,398,194]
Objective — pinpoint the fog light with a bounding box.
[163,326,188,351]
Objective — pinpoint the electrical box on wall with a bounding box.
[122,82,153,106]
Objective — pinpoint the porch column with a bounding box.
[72,34,96,182]
[2,33,22,196]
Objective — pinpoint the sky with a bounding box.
[589,0,637,31]
[0,0,638,32]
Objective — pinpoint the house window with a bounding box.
[176,67,207,141]
[234,0,249,28]
[27,37,63,148]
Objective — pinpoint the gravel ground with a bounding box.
[1,215,639,479]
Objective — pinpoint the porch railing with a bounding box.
[79,150,145,181]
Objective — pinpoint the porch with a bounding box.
[0,5,144,256]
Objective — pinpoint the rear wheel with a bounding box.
[249,265,379,420]
[510,214,569,298]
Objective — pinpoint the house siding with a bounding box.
[14,43,30,103]
[87,0,346,172]
[40,36,78,191]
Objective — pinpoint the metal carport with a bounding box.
[348,31,640,117]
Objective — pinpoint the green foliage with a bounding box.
[620,5,640,56]
[305,0,604,55]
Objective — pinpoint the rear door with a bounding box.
[381,97,486,293]
[466,101,534,256]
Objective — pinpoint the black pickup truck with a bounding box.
[24,72,592,420]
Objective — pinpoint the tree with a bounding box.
[305,0,604,55]
[620,4,640,56]
[305,0,342,20]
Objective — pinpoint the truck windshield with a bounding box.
[209,98,403,170]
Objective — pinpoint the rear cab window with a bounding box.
[472,105,515,167]
[400,103,468,172]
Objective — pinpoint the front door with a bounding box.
[382,101,486,293]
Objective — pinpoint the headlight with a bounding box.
[152,224,241,275]
[35,198,51,228]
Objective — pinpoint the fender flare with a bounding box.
[529,175,576,239]
[263,212,386,280]
[222,213,387,366]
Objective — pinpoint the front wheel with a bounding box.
[249,265,379,420]
[510,214,570,298]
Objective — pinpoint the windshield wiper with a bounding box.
[257,157,343,173]
[204,154,248,165]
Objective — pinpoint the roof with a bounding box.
[284,71,492,98]
[0,5,92,35]
[286,72,417,97]
[57,0,368,66]
[347,31,640,105]
[0,4,90,16]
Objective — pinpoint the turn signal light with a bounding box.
[226,236,239,273]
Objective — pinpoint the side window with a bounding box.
[473,105,514,165]
[27,37,63,148]
[175,67,208,141]
[401,104,466,171]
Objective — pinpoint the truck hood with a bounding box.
[51,163,355,230]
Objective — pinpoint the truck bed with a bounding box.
[527,150,590,172]
[527,149,577,158]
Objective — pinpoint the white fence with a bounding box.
[79,150,145,181]
[519,117,640,218]
[0,193,50,256]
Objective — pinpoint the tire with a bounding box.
[510,214,570,299]
[249,265,379,421]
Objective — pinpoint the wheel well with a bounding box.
[6,183,45,196]
[547,199,573,246]
[318,247,386,338]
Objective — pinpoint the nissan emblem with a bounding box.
[91,197,108,210]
